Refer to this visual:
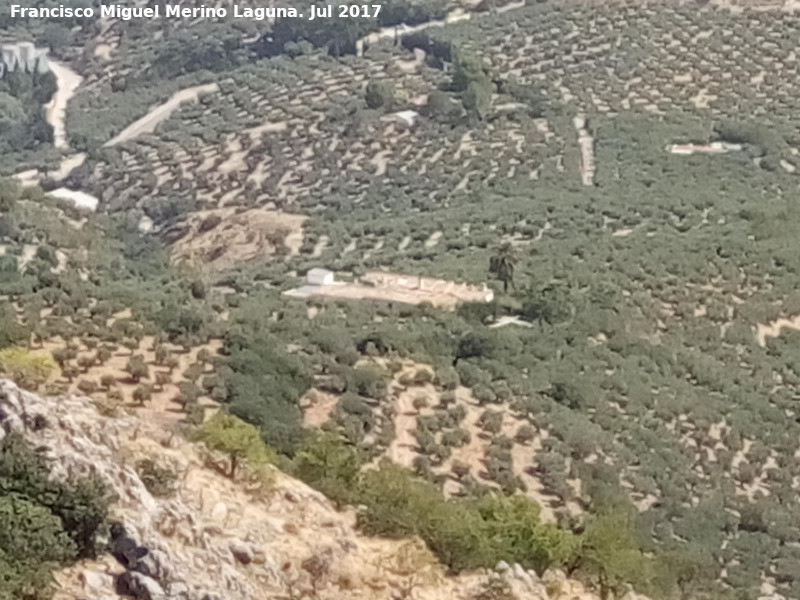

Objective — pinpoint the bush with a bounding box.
[357,463,576,573]
[412,368,434,385]
[365,79,395,109]
[135,459,178,498]
[0,434,108,599]
[434,366,460,390]
[473,384,497,405]
[349,364,388,400]
[192,413,274,479]
[570,505,654,598]
[219,331,310,453]
[292,432,361,506]
[0,348,56,391]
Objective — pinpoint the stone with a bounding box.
[542,568,567,585]
[116,571,166,600]
[80,569,113,591]
[251,546,267,565]
[210,501,228,522]
[512,563,534,588]
[229,539,254,565]
[167,582,190,598]
[495,560,510,572]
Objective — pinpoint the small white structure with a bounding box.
[394,110,419,128]
[47,188,99,211]
[307,268,335,286]
[138,215,154,233]
[668,142,742,155]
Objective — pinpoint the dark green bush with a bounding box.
[0,434,108,599]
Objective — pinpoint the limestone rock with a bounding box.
[80,569,114,592]
[542,568,567,586]
[116,571,165,600]
[229,539,254,565]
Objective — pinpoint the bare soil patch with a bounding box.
[171,207,307,271]
[756,314,800,346]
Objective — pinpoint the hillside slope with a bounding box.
[0,378,616,600]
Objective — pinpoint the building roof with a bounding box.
[394,110,419,127]
[47,188,99,211]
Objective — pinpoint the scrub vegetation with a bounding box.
[2,0,800,598]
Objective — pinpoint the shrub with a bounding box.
[349,364,388,400]
[412,395,429,412]
[357,463,575,573]
[474,384,498,405]
[192,413,274,479]
[434,366,460,390]
[292,432,361,506]
[569,505,654,598]
[0,434,108,599]
[412,368,434,385]
[442,429,470,448]
[77,379,98,395]
[515,424,537,444]
[339,392,371,416]
[135,459,178,498]
[365,79,395,109]
[0,348,56,391]
[479,410,503,434]
[125,354,149,383]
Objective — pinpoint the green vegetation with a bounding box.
[4,1,800,597]
[135,459,178,498]
[0,348,56,391]
[358,465,575,573]
[0,63,58,172]
[288,433,702,597]
[192,413,275,478]
[0,434,108,600]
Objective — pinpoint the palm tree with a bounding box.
[489,242,518,292]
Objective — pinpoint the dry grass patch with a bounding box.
[171,207,307,270]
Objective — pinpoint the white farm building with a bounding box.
[307,268,335,286]
[394,110,419,128]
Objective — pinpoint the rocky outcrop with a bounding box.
[0,379,619,600]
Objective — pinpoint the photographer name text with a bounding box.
[9,4,382,21]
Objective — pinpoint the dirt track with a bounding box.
[104,83,220,147]
[46,61,83,149]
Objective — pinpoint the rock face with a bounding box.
[0,379,613,600]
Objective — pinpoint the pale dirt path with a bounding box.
[15,61,86,186]
[46,61,83,149]
[386,389,422,467]
[573,113,595,186]
[756,314,800,346]
[356,0,526,55]
[104,83,220,147]
[301,390,340,428]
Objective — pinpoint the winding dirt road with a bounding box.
[46,61,83,150]
[104,83,220,147]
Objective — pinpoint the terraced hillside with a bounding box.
[4,1,800,599]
